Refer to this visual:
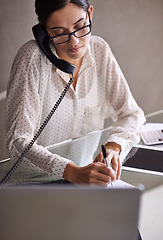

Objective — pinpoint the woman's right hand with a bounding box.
[63,162,116,186]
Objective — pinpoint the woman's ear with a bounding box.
[88,5,93,21]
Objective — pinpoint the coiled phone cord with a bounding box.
[1,74,74,186]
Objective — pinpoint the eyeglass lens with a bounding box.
[53,25,91,44]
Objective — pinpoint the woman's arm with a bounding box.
[5,41,72,180]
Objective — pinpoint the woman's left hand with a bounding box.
[94,143,122,180]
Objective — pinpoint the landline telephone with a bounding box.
[33,24,76,74]
[1,24,76,185]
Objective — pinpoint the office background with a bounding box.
[0,0,163,159]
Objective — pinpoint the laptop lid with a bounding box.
[0,185,142,240]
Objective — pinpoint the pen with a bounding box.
[101,145,108,167]
[101,145,113,185]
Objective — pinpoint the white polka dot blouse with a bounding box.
[5,35,146,182]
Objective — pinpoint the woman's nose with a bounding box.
[69,33,79,45]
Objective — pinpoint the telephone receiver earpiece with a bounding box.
[32,24,76,74]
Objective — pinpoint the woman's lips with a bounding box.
[68,46,83,53]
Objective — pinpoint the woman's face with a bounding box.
[46,3,93,65]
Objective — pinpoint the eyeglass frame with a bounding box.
[47,13,92,45]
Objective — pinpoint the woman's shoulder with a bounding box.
[17,40,39,54]
[89,35,112,63]
[14,40,45,65]
[90,35,111,51]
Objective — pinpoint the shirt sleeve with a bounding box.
[105,45,146,153]
[5,42,72,180]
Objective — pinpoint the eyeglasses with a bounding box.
[48,14,92,45]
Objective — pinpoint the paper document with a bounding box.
[107,180,135,188]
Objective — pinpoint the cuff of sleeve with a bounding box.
[106,137,135,163]
[51,154,74,180]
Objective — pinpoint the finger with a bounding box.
[94,171,112,184]
[94,151,104,163]
[110,153,119,174]
[88,166,113,185]
[107,151,113,165]
[107,151,117,178]
[116,157,122,180]
[108,166,117,182]
[96,162,116,181]
[83,163,110,185]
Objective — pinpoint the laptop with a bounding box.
[0,184,142,240]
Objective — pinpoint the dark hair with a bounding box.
[35,0,90,25]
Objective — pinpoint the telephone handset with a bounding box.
[1,24,76,185]
[32,24,76,74]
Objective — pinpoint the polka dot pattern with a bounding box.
[5,36,145,182]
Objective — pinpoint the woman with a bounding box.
[5,0,145,185]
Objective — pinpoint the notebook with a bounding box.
[0,184,142,240]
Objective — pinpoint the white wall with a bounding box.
[89,0,163,113]
[0,0,163,159]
